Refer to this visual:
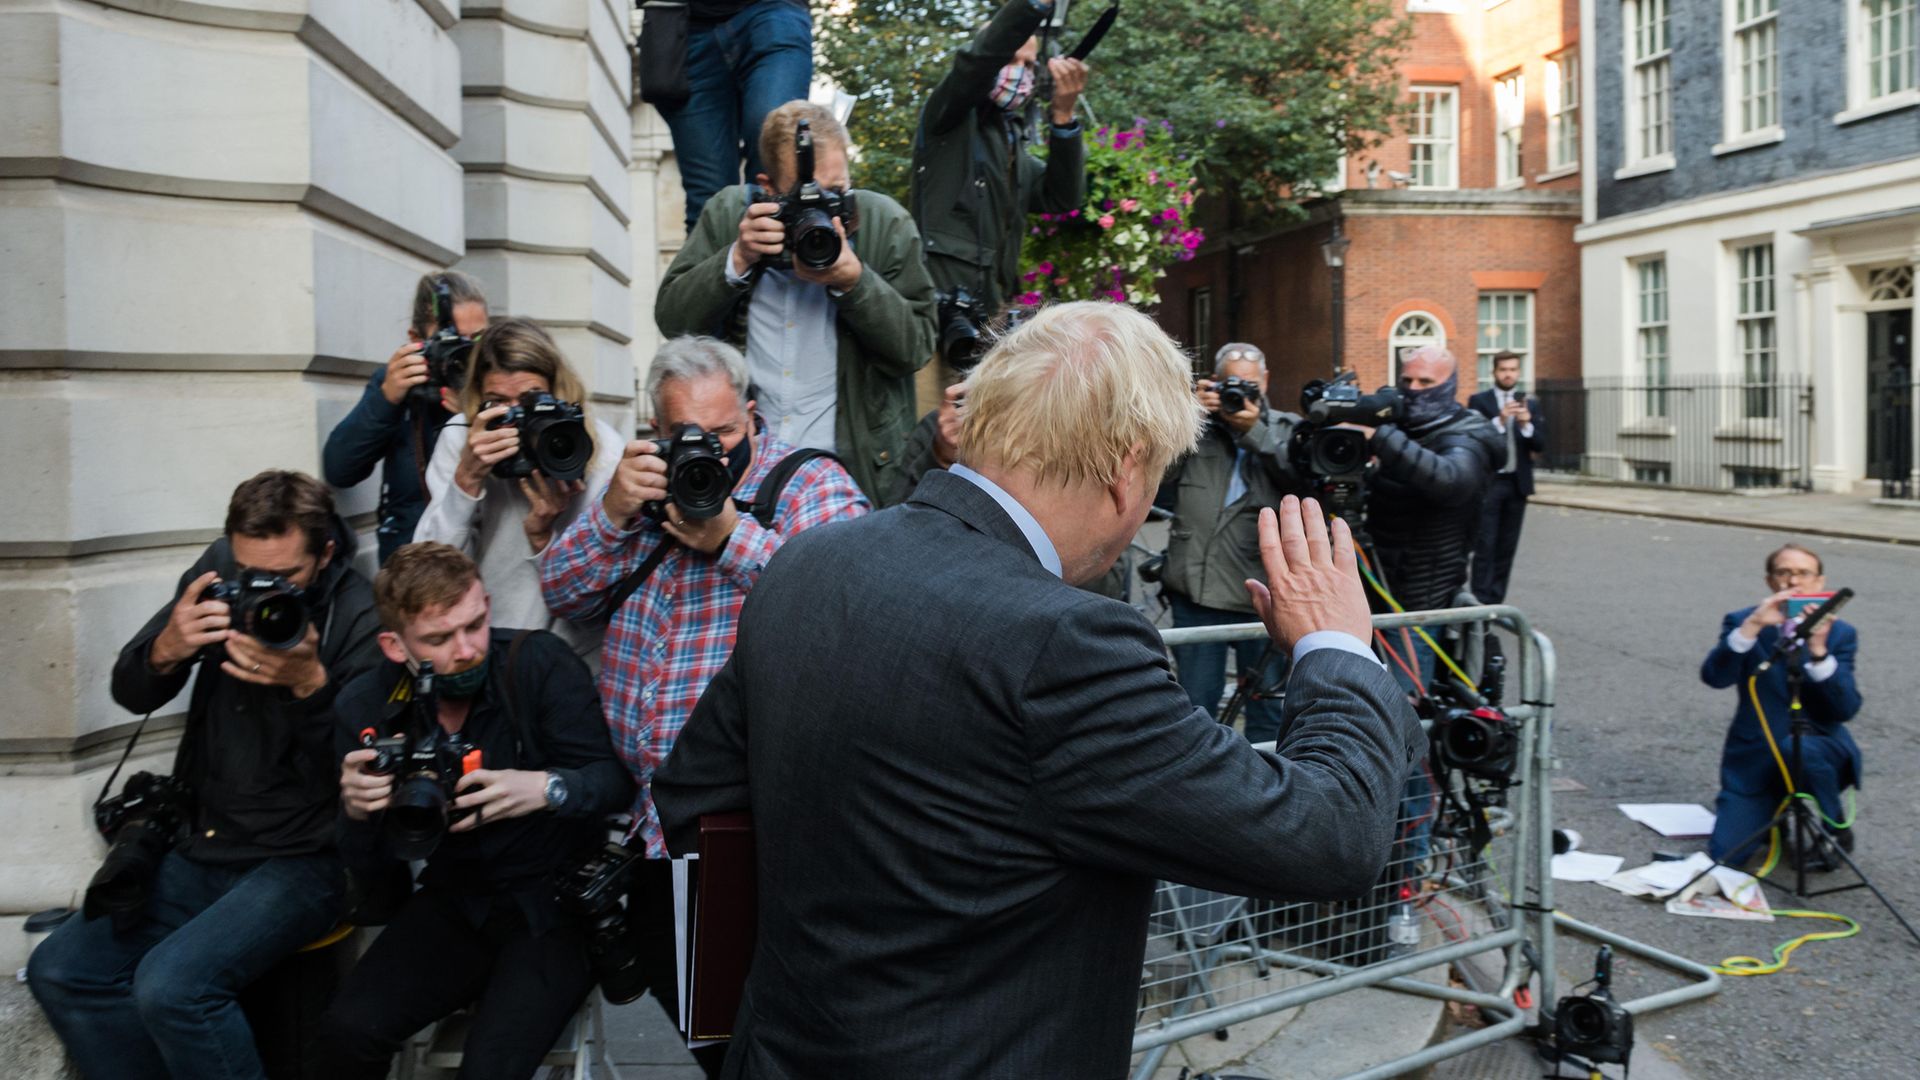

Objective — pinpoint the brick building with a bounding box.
[1158,0,1583,410]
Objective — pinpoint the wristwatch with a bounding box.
[543,770,569,811]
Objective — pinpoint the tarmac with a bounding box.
[1527,475,1920,546]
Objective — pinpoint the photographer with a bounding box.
[539,337,866,1070]
[656,101,937,506]
[1700,544,1862,869]
[323,271,489,564]
[28,471,381,1080]
[320,543,633,1079]
[911,0,1089,331]
[1159,343,1302,744]
[415,317,623,665]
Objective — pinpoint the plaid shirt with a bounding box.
[540,432,869,856]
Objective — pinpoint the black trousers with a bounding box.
[628,858,730,1079]
[317,888,595,1080]
[1471,476,1528,605]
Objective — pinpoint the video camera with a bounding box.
[489,391,592,483]
[84,771,192,925]
[413,276,476,407]
[1288,372,1401,525]
[644,422,735,521]
[209,572,311,651]
[359,661,482,860]
[937,290,990,373]
[554,842,649,1004]
[753,120,858,273]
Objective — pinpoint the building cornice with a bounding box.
[1576,156,1920,244]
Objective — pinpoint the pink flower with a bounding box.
[1018,291,1043,306]
[1037,261,1055,276]
[1068,209,1080,218]
[1098,214,1116,229]
[1147,170,1160,183]
[1120,198,1139,212]
[1023,270,1040,283]
[1105,288,1128,302]
[1101,199,1115,211]
[1159,208,1182,224]
[1181,193,1195,205]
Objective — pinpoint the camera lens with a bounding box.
[791,208,840,270]
[1443,716,1491,764]
[388,774,450,860]
[671,456,733,520]
[247,594,309,651]
[530,417,592,482]
[1310,428,1370,477]
[1560,998,1611,1043]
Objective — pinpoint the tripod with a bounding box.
[1675,633,1920,946]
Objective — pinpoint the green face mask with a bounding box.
[432,655,490,699]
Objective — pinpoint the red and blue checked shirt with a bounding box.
[539,432,869,856]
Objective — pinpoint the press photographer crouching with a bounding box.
[1158,343,1303,744]
[323,271,490,564]
[28,471,381,1080]
[656,101,937,505]
[320,543,633,1080]
[540,336,867,1075]
[416,317,624,666]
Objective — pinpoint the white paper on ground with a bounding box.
[1668,863,1774,921]
[1618,803,1717,837]
[1551,851,1625,882]
[1597,852,1713,898]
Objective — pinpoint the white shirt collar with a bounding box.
[947,464,1064,578]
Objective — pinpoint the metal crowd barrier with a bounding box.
[1133,606,1720,1079]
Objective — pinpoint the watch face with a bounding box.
[546,773,567,806]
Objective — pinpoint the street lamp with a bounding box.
[1321,217,1351,373]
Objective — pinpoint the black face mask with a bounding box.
[1401,370,1461,426]
[724,427,754,487]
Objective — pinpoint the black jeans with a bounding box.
[629,858,730,1078]
[317,888,595,1080]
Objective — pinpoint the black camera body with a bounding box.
[1215,376,1263,415]
[209,572,310,651]
[489,391,592,483]
[937,290,990,373]
[555,842,649,1004]
[1287,371,1403,526]
[646,423,735,521]
[1431,703,1520,783]
[753,119,857,272]
[86,772,192,924]
[411,277,476,408]
[360,662,480,860]
[1556,945,1634,1067]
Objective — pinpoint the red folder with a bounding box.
[688,812,757,1041]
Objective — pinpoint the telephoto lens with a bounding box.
[210,574,311,650]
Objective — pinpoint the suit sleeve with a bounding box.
[652,651,752,856]
[921,0,1048,138]
[1371,423,1498,506]
[1700,611,1750,690]
[323,368,403,489]
[1804,624,1862,723]
[111,546,222,715]
[1521,398,1545,453]
[524,634,635,819]
[1023,598,1423,900]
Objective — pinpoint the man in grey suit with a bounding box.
[654,302,1424,1079]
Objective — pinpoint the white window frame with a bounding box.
[1495,71,1526,187]
[1620,0,1675,176]
[1545,49,1581,174]
[1722,0,1782,147]
[1842,0,1920,122]
[1477,292,1535,386]
[1634,256,1671,417]
[1734,242,1778,419]
[1408,85,1460,190]
[1389,311,1446,381]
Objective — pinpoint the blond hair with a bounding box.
[457,317,591,418]
[758,100,850,188]
[957,303,1204,488]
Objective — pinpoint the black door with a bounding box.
[1866,310,1912,489]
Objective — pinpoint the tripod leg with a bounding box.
[1672,810,1783,898]
[1812,826,1920,947]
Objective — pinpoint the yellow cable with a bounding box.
[1355,556,1478,693]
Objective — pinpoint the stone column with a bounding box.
[0,0,467,968]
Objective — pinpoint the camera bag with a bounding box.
[637,2,692,105]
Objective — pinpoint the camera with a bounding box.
[209,572,310,651]
[753,119,858,272]
[1215,376,1262,415]
[937,290,990,373]
[85,771,192,924]
[1555,945,1634,1067]
[489,391,592,483]
[412,277,476,407]
[1430,702,1520,783]
[555,842,649,1004]
[359,661,482,860]
[646,423,735,521]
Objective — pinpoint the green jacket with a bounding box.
[1159,411,1305,613]
[910,0,1087,312]
[657,184,937,505]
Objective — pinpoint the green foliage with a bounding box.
[812,0,1411,221]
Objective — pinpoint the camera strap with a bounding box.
[94,712,155,812]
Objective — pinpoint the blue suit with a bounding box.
[1699,608,1862,862]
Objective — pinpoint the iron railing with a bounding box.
[1532,376,1814,492]
[1871,379,1916,501]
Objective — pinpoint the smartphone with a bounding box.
[1785,592,1835,620]
[1514,390,1527,404]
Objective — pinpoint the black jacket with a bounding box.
[653,469,1420,1080]
[322,366,452,564]
[1468,388,1545,498]
[111,516,382,864]
[334,628,632,932]
[1366,408,1505,613]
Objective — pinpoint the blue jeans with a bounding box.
[1710,739,1852,865]
[1168,592,1287,744]
[660,0,814,230]
[27,850,345,1080]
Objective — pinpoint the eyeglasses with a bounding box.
[1768,567,1820,581]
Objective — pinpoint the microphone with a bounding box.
[1756,587,1852,672]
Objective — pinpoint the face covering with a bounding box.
[1401,370,1461,426]
[403,645,490,700]
[725,424,755,488]
[989,62,1035,112]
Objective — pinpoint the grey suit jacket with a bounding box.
[653,468,1423,1080]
